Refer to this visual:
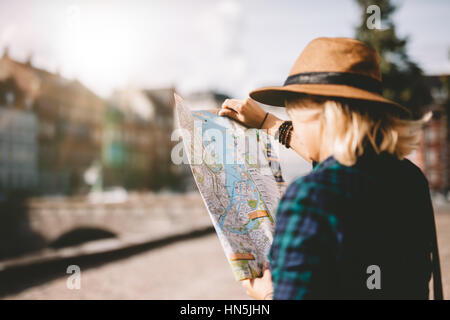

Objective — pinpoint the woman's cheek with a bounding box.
[297,124,321,160]
[294,125,309,145]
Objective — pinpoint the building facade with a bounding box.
[0,107,38,192]
[104,87,181,190]
[408,75,450,195]
[1,55,234,196]
[0,51,106,195]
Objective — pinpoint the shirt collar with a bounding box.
[312,155,337,172]
[312,150,396,172]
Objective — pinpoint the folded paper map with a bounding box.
[175,94,286,280]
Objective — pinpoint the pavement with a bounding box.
[1,202,449,300]
[2,232,249,300]
[435,207,450,298]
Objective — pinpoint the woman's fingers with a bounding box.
[220,98,266,128]
[223,99,244,113]
[241,278,255,289]
[241,280,252,297]
[262,268,271,280]
[218,108,238,120]
[220,104,239,114]
[219,104,247,124]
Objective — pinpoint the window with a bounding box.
[428,171,439,186]
[0,169,8,188]
[6,92,15,105]
[426,150,438,166]
[425,128,437,144]
[25,96,33,109]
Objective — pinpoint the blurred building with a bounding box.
[0,50,106,195]
[409,75,450,194]
[184,91,230,110]
[1,52,231,195]
[104,87,181,190]
[0,53,39,193]
[0,103,38,192]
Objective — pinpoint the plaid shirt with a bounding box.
[268,152,434,299]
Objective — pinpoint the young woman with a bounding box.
[219,37,442,300]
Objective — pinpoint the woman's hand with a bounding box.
[219,98,268,128]
[219,97,312,163]
[241,265,274,300]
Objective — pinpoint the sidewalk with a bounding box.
[1,192,212,270]
[1,194,449,299]
[434,204,450,299]
[0,192,214,296]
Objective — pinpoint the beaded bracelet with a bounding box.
[278,121,293,148]
[285,124,293,148]
[278,122,288,144]
[278,121,291,144]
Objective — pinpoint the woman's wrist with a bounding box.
[261,113,284,136]
[259,112,270,129]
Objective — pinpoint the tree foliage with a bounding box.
[355,0,431,117]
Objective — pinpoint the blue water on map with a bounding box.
[193,111,265,235]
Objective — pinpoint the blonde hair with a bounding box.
[285,95,431,166]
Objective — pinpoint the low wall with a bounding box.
[0,192,211,259]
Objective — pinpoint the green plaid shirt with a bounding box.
[269,152,433,299]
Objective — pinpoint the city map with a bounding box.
[175,94,286,281]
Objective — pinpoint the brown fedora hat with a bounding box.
[249,37,410,116]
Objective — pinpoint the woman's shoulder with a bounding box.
[398,157,430,186]
[279,160,349,215]
[302,153,430,192]
[276,164,346,237]
[280,154,395,211]
[289,157,356,197]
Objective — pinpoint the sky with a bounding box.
[0,0,449,100]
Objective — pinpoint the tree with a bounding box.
[355,0,431,117]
